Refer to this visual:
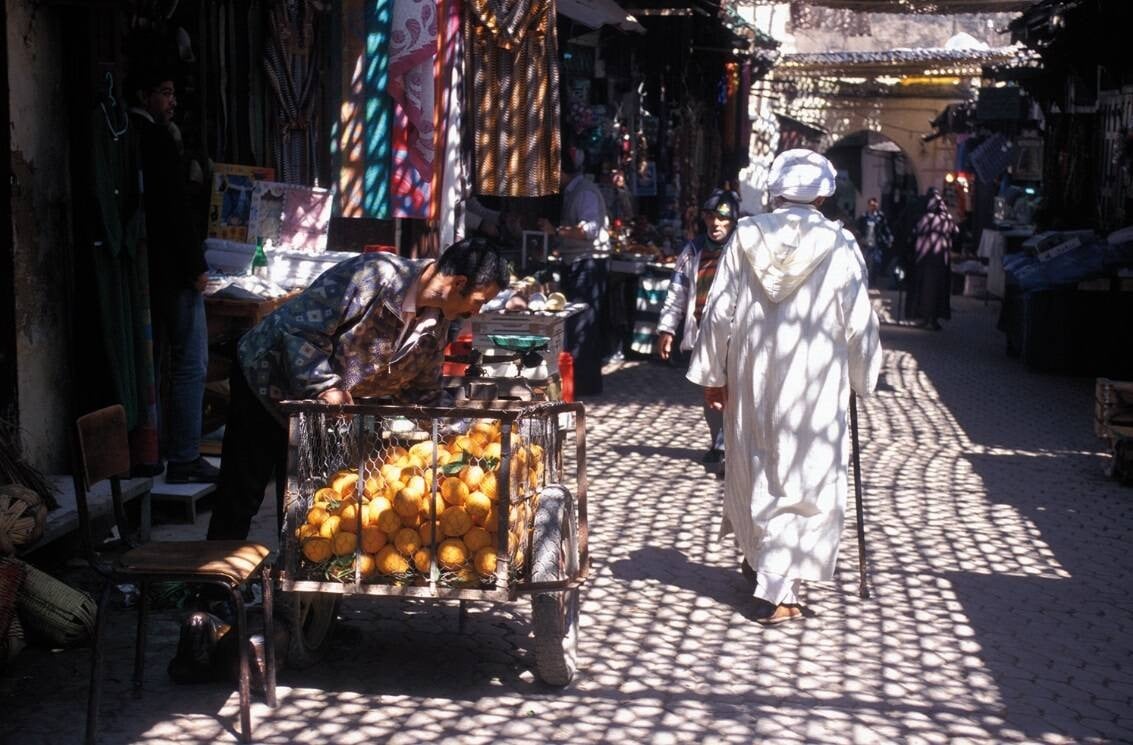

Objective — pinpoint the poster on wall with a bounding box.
[208,163,276,242]
[248,181,334,252]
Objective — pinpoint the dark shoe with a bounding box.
[131,461,165,478]
[701,448,725,465]
[166,456,220,484]
[740,560,756,585]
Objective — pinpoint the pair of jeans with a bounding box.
[157,288,208,464]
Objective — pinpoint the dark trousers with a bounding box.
[206,365,287,540]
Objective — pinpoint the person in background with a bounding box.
[128,67,218,484]
[206,238,508,540]
[537,146,610,257]
[687,149,881,625]
[607,168,635,226]
[656,189,740,473]
[856,197,892,286]
[465,196,521,243]
[905,188,958,331]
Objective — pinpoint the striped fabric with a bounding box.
[465,0,561,197]
[693,247,723,323]
[389,0,438,219]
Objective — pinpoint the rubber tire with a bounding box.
[284,592,339,669]
[530,484,580,686]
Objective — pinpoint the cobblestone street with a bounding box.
[2,292,1131,744]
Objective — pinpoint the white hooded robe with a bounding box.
[686,205,882,583]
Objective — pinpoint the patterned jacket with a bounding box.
[657,234,726,353]
[238,253,448,417]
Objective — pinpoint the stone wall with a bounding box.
[7,0,72,471]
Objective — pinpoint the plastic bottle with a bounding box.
[558,351,574,403]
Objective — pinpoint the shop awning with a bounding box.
[558,0,646,34]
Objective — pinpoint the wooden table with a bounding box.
[202,293,296,439]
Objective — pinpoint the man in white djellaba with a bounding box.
[686,149,882,625]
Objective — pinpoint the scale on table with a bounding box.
[446,334,553,404]
[472,334,550,379]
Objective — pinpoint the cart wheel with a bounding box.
[284,592,339,669]
[530,484,580,686]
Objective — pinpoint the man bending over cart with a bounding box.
[206,238,509,540]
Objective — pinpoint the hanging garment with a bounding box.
[263,1,329,185]
[89,105,160,468]
[389,0,438,218]
[687,206,881,588]
[466,0,560,197]
[437,0,466,247]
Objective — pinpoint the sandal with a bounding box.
[754,603,803,626]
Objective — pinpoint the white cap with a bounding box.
[767,148,838,203]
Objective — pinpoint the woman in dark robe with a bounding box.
[905,189,958,330]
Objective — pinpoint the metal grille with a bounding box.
[279,402,579,599]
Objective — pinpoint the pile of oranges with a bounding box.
[295,418,545,585]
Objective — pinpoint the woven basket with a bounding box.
[2,558,97,647]
[0,484,47,555]
[0,558,25,666]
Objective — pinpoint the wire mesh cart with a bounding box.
[276,399,589,686]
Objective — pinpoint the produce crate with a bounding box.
[278,400,587,602]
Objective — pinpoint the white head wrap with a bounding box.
[766,148,838,203]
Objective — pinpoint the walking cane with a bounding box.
[850,392,869,599]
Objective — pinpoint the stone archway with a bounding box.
[739,93,959,216]
[824,130,919,221]
[794,94,958,203]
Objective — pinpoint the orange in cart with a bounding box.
[393,527,421,556]
[437,538,468,569]
[306,504,330,527]
[440,476,468,506]
[357,553,378,579]
[474,547,497,577]
[440,505,472,537]
[460,463,486,490]
[301,536,332,563]
[375,504,401,534]
[332,471,359,499]
[465,491,491,524]
[362,475,384,499]
[376,545,409,575]
[332,531,356,557]
[393,488,421,519]
[337,502,360,532]
[464,526,492,552]
[360,526,387,553]
[318,515,341,539]
[413,548,433,573]
[478,471,498,501]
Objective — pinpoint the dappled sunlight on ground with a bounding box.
[2,295,1129,743]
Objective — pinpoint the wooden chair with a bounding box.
[75,405,276,744]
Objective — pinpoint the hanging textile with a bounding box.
[437,0,466,247]
[389,0,438,218]
[366,0,395,217]
[465,0,560,197]
[263,1,329,185]
[89,103,160,469]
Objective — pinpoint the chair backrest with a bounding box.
[73,405,132,565]
[75,405,130,489]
